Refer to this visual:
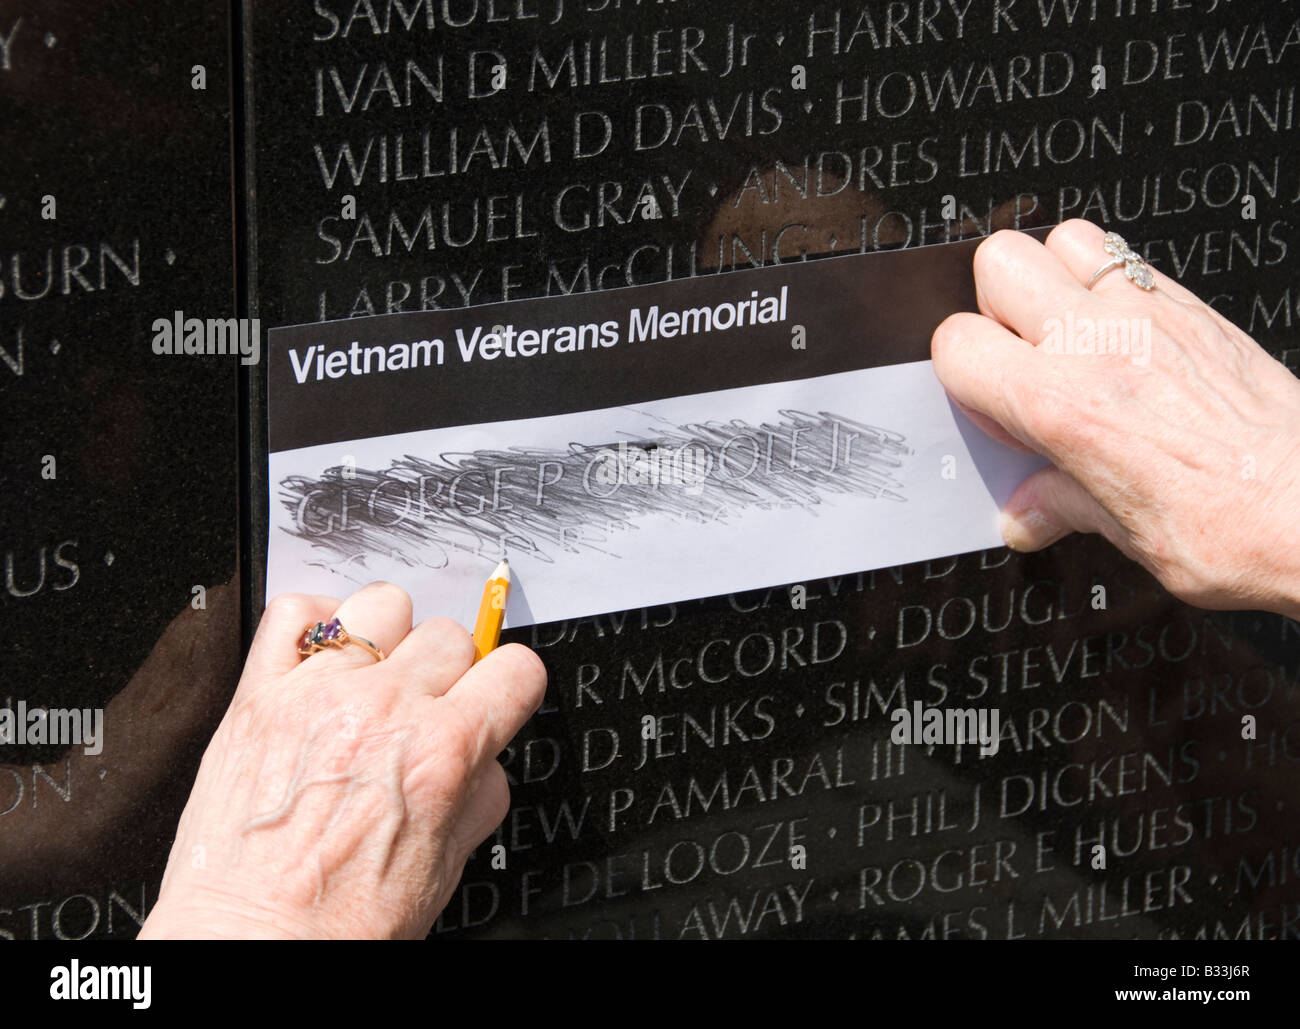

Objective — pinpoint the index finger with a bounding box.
[437,643,548,768]
[931,310,1057,456]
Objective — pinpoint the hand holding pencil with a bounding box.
[143,572,547,939]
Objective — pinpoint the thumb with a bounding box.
[1001,464,1124,553]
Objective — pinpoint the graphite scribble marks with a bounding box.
[279,410,911,569]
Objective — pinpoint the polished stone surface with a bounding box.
[3,0,1297,939]
[245,1,1300,939]
[0,0,241,934]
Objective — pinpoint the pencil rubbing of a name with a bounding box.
[279,411,911,568]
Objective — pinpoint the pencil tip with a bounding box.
[492,558,510,582]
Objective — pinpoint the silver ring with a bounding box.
[1087,231,1155,292]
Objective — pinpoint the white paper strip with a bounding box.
[266,362,1048,629]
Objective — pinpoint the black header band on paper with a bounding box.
[266,227,1052,454]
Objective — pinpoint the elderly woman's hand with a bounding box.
[932,218,1300,620]
[138,581,547,939]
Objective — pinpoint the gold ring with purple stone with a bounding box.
[297,618,384,662]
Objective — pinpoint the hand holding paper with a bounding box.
[933,220,1300,621]
[266,231,1052,629]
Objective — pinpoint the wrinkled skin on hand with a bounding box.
[932,219,1300,621]
[138,582,547,939]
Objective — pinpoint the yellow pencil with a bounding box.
[471,559,511,662]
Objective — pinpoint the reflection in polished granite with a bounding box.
[0,0,241,937]
[1,0,1296,938]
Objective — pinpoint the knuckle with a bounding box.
[415,707,478,783]
[931,311,980,356]
[439,716,478,771]
[363,579,413,611]
[264,592,317,624]
[429,616,476,665]
[973,229,1020,280]
[1046,217,1096,254]
[497,643,549,693]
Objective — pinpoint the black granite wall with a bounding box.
[0,0,242,938]
[3,0,1298,939]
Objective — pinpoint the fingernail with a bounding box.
[1001,508,1054,551]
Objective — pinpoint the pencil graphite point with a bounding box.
[492,558,510,582]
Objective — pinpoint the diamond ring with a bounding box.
[1086,231,1156,292]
